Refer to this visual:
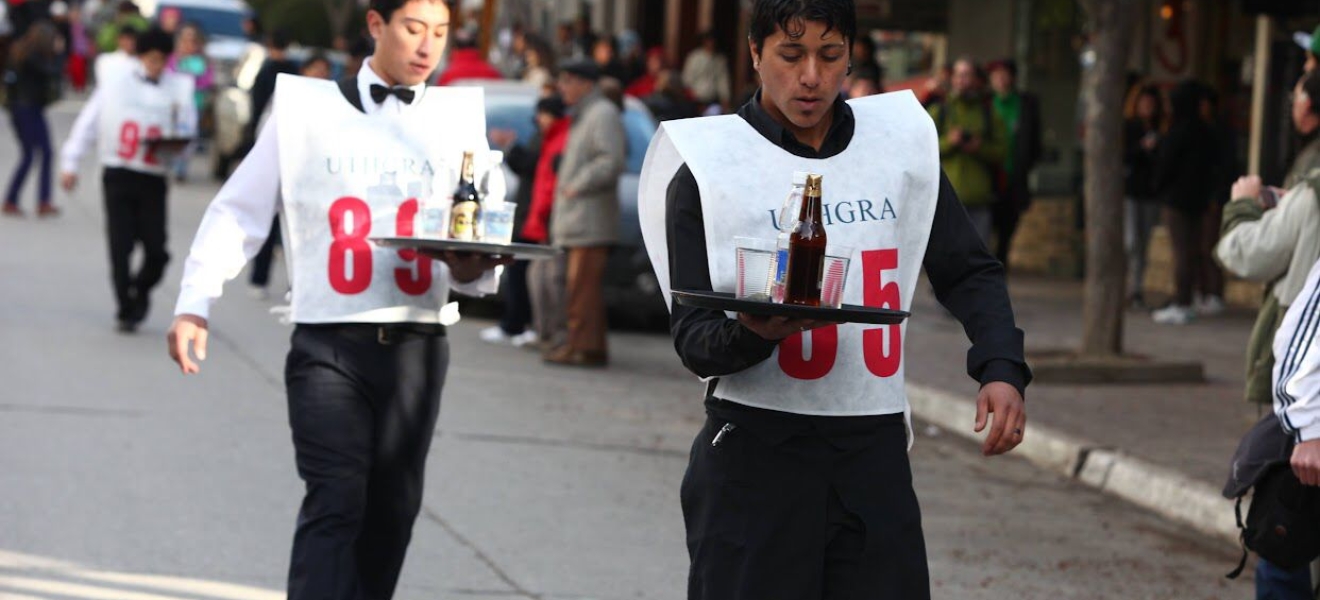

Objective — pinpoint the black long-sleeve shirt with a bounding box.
[666,92,1031,413]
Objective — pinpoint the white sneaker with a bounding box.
[510,330,539,348]
[1152,304,1195,325]
[479,326,513,345]
[1196,295,1226,317]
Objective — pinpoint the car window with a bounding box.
[168,6,248,39]
[484,98,538,148]
[622,107,656,174]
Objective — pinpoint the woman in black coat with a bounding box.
[3,22,62,217]
[1151,80,1218,324]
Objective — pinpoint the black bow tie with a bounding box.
[370,84,416,105]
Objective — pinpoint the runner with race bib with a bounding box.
[60,27,196,333]
[637,1,1032,598]
[165,1,507,598]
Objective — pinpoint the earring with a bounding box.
[846,62,853,76]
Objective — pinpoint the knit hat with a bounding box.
[1295,24,1320,56]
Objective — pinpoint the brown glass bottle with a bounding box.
[448,151,482,241]
[783,173,827,306]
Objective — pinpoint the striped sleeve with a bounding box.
[1273,258,1320,442]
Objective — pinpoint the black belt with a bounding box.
[298,322,447,345]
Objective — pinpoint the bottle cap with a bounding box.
[805,173,823,194]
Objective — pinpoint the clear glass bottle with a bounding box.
[772,171,810,303]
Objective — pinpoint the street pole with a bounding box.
[1248,15,1273,177]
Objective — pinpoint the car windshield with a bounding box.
[485,94,657,175]
[167,6,248,39]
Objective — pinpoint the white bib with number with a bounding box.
[98,71,194,176]
[638,91,940,416]
[275,75,490,324]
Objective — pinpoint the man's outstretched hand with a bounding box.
[167,314,209,374]
[975,381,1026,456]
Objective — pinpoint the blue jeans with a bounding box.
[5,104,52,207]
[1257,558,1312,600]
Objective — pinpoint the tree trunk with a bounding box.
[324,0,354,40]
[1078,0,1138,357]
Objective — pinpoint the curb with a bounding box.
[907,383,1239,545]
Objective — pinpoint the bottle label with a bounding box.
[449,201,479,240]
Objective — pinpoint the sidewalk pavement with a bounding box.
[904,276,1261,545]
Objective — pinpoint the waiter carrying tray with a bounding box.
[166,0,507,598]
[61,27,196,333]
[638,1,1032,598]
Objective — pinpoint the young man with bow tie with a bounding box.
[165,1,506,597]
[60,27,196,333]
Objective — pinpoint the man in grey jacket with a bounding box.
[547,60,626,367]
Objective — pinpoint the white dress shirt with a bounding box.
[60,66,199,175]
[1275,258,1320,442]
[174,59,491,321]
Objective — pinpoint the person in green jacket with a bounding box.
[95,1,149,55]
[928,57,1008,244]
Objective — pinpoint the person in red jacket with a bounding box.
[524,98,572,352]
[435,30,502,85]
[625,47,666,98]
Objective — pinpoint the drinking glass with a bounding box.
[734,237,777,302]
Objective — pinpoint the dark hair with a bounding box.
[987,58,1017,78]
[349,36,373,58]
[852,63,881,87]
[9,22,59,67]
[453,29,478,49]
[369,0,456,23]
[749,0,856,54]
[536,95,566,119]
[301,52,331,74]
[1125,83,1165,125]
[853,33,875,64]
[1169,79,1203,123]
[136,26,175,56]
[1302,70,1320,118]
[268,28,292,51]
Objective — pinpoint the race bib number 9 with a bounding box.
[117,121,163,166]
[778,248,902,380]
[327,197,433,296]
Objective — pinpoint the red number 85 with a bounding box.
[778,249,901,380]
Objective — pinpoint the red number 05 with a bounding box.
[778,249,901,380]
[327,197,432,296]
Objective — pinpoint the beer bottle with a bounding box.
[783,173,827,306]
[448,151,482,241]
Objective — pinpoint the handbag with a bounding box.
[1223,413,1320,578]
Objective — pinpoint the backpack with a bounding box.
[1223,412,1320,578]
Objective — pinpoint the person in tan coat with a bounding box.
[547,59,626,366]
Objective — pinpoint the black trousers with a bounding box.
[498,259,532,335]
[102,168,169,322]
[250,214,282,287]
[284,324,449,600]
[682,406,929,600]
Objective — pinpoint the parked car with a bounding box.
[140,0,254,67]
[457,80,667,326]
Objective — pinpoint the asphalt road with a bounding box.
[0,100,1253,600]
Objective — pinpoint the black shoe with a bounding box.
[129,291,151,325]
[116,319,138,334]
